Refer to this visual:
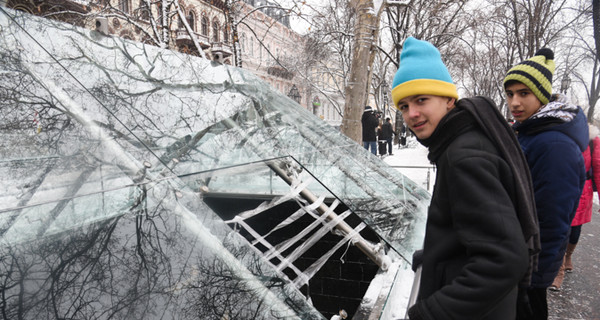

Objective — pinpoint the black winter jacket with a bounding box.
[380,122,395,139]
[408,105,530,320]
[361,111,379,141]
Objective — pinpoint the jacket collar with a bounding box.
[417,107,475,163]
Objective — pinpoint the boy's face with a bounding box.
[397,95,454,139]
[505,82,543,123]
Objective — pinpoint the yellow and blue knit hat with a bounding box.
[391,37,458,109]
[504,48,555,105]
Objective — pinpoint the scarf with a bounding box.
[529,93,578,122]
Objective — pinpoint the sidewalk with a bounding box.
[548,207,600,320]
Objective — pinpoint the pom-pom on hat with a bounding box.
[504,48,555,105]
[391,37,458,109]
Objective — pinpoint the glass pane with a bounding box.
[0,7,429,319]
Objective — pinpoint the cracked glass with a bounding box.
[0,7,429,319]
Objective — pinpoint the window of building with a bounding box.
[186,11,195,31]
[201,16,209,36]
[212,20,219,42]
[240,33,246,53]
[223,27,229,44]
[119,0,130,13]
[156,2,163,22]
[138,0,150,20]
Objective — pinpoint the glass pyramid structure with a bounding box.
[0,7,429,319]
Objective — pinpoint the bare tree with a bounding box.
[299,0,356,120]
[451,0,585,118]
[340,0,388,142]
[583,0,600,121]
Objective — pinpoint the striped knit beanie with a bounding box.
[391,37,458,109]
[504,48,555,105]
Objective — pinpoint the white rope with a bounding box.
[275,204,349,270]
[293,222,368,288]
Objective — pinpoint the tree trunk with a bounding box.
[589,0,600,122]
[174,1,207,59]
[594,0,600,61]
[341,0,378,143]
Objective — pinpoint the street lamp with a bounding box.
[312,96,321,115]
[560,73,571,94]
[287,84,301,104]
[381,81,389,119]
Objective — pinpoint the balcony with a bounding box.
[268,65,294,80]
[210,42,233,58]
[175,29,210,49]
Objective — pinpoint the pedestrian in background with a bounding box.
[361,105,379,155]
[393,36,538,320]
[381,117,395,155]
[504,48,588,319]
[550,122,600,291]
[377,123,387,156]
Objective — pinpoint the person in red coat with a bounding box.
[550,123,600,290]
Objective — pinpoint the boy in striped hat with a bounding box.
[393,37,538,320]
[504,48,588,320]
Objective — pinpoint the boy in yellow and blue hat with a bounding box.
[393,37,539,320]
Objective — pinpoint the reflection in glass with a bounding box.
[0,7,428,319]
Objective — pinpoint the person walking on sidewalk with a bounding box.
[504,48,588,319]
[380,117,396,155]
[550,122,600,291]
[362,106,379,155]
[393,36,538,320]
[377,123,387,156]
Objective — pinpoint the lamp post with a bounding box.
[312,96,321,116]
[287,85,301,104]
[381,81,389,119]
[560,73,571,94]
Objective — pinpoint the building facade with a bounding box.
[5,0,234,64]
[234,0,310,110]
[4,0,341,123]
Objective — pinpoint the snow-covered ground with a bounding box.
[381,138,435,194]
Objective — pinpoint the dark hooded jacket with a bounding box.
[361,111,379,142]
[381,121,395,139]
[513,95,587,288]
[408,97,534,320]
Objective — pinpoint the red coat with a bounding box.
[572,136,600,226]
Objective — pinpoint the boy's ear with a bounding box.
[447,97,456,109]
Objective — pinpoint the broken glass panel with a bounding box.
[0,6,429,319]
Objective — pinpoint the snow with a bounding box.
[382,137,435,193]
[373,0,383,14]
